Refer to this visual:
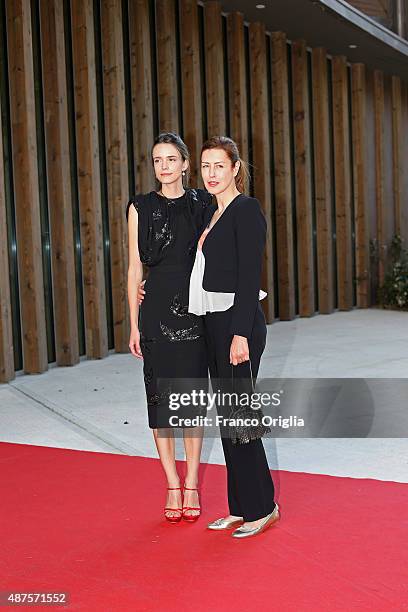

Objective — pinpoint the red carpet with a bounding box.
[0,442,407,611]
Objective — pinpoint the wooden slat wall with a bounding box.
[374,69,386,286]
[156,0,179,133]
[2,0,408,376]
[347,0,391,19]
[249,23,274,322]
[129,0,154,193]
[365,70,376,247]
[180,0,203,186]
[391,75,403,236]
[291,39,314,317]
[383,75,395,245]
[101,0,129,352]
[227,12,248,162]
[332,55,353,310]
[271,32,295,320]
[312,48,334,314]
[351,64,370,308]
[0,92,14,382]
[401,82,408,241]
[71,0,108,358]
[6,0,48,374]
[204,0,226,136]
[40,0,79,366]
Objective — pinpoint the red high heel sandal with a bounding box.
[182,484,201,522]
[164,487,183,523]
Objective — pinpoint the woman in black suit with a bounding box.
[188,136,279,538]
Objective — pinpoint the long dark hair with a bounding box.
[151,132,190,187]
[200,136,250,193]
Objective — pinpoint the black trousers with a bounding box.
[204,304,276,522]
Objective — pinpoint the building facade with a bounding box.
[0,0,407,380]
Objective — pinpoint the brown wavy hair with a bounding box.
[200,136,250,193]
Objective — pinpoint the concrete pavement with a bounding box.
[1,308,408,482]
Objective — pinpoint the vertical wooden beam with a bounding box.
[391,75,403,237]
[383,76,394,244]
[71,0,108,358]
[227,12,248,161]
[249,23,274,322]
[401,82,408,242]
[6,0,48,373]
[156,0,179,133]
[311,47,334,314]
[271,32,295,320]
[204,0,225,136]
[395,0,406,38]
[374,69,386,286]
[291,40,314,317]
[179,0,202,186]
[129,0,154,193]
[332,55,353,310]
[40,0,79,366]
[0,94,14,382]
[101,0,130,352]
[351,64,370,308]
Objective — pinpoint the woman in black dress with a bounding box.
[188,136,279,538]
[126,133,211,523]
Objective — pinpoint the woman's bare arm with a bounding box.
[127,203,143,357]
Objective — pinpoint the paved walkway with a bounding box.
[1,308,408,482]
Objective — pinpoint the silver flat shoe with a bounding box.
[231,503,280,539]
[207,516,244,530]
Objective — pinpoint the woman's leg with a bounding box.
[227,307,276,526]
[204,310,244,521]
[207,306,276,523]
[182,426,204,517]
[221,435,275,522]
[221,437,244,519]
[218,367,276,522]
[152,427,182,518]
[204,314,241,521]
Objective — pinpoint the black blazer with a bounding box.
[201,193,266,339]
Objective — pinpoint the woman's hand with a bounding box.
[129,326,143,359]
[230,335,249,366]
[137,280,146,305]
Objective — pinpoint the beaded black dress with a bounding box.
[125,189,211,428]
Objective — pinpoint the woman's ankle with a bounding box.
[167,477,181,489]
[184,475,199,488]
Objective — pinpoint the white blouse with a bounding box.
[188,227,267,317]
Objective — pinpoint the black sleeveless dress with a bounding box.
[126,189,211,428]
